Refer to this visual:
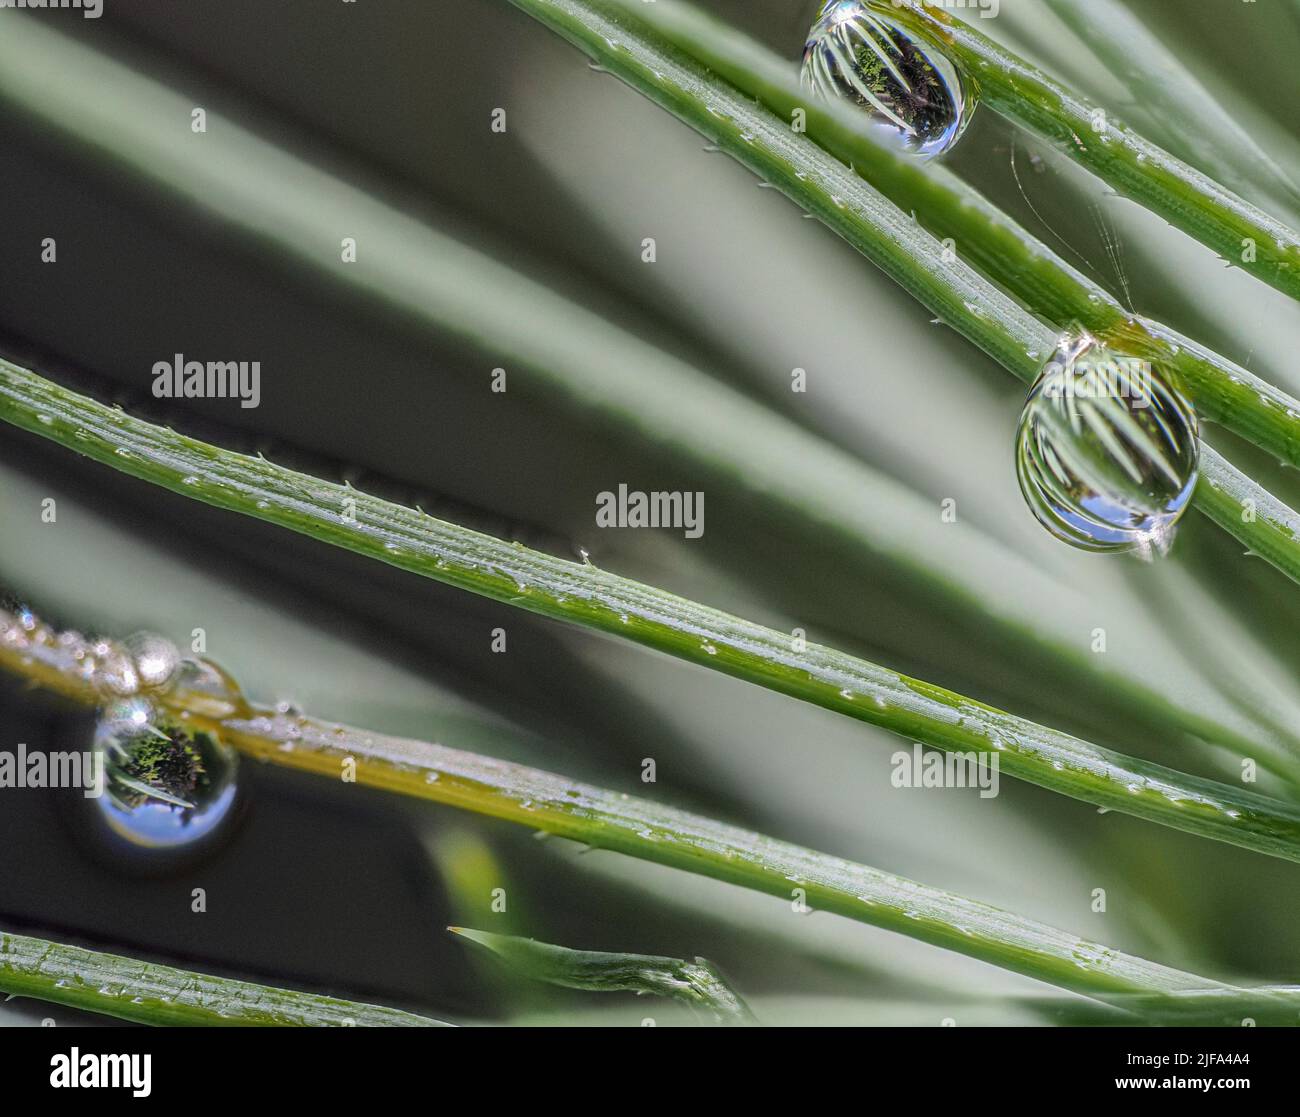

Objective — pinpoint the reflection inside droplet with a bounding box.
[91,699,239,849]
[1015,328,1200,557]
[801,0,975,158]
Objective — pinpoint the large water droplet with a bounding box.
[89,699,240,851]
[1015,329,1200,557]
[801,0,974,158]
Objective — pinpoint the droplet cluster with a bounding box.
[1,604,244,852]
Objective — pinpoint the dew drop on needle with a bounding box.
[170,656,254,720]
[1015,328,1200,558]
[89,700,240,851]
[123,631,182,692]
[801,1,975,159]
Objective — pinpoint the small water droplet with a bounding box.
[170,658,253,720]
[1015,328,1199,557]
[95,648,140,697]
[123,631,182,692]
[801,1,975,159]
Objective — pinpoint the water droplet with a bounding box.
[801,1,975,158]
[89,702,240,851]
[170,658,253,720]
[1015,328,1199,557]
[123,631,181,692]
[94,648,139,697]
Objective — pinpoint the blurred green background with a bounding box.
[0,0,1298,1025]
